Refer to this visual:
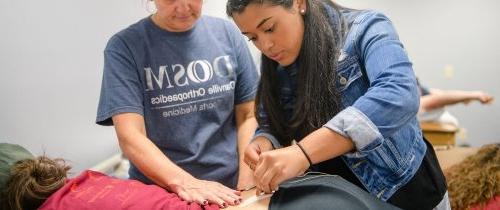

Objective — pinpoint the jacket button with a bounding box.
[339,76,347,85]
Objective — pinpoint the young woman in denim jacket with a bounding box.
[226,0,449,209]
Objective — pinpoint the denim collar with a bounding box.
[323,2,345,47]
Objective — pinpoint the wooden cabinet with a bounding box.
[420,122,459,147]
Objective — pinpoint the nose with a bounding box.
[258,37,274,54]
[175,0,190,13]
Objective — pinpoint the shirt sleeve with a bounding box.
[96,35,144,126]
[324,12,420,151]
[225,21,259,105]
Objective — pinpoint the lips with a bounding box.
[175,15,192,21]
[269,51,283,61]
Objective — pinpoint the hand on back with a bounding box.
[170,176,242,208]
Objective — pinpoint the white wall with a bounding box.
[336,0,500,146]
[1,0,498,174]
[0,0,150,173]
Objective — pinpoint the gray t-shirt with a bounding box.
[96,16,258,188]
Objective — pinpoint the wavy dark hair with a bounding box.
[227,0,346,145]
[0,156,70,210]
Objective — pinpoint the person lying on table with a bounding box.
[0,143,219,210]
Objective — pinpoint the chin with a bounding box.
[278,59,294,66]
[175,23,196,31]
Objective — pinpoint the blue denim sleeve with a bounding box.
[324,12,419,151]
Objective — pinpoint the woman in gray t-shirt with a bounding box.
[96,0,259,208]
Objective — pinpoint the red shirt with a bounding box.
[39,170,219,210]
[471,195,500,210]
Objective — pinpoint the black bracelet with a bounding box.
[296,142,313,167]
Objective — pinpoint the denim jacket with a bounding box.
[253,7,426,201]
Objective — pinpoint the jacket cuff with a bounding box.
[323,106,383,151]
[252,132,283,149]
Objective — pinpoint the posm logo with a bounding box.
[144,55,234,91]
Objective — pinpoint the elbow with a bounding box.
[409,90,420,116]
[400,83,420,118]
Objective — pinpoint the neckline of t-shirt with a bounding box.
[145,15,200,38]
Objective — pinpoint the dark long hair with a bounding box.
[227,0,345,146]
[1,156,70,210]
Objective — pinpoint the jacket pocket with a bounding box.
[361,138,410,178]
[335,55,368,107]
[336,55,363,92]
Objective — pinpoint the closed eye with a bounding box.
[264,24,275,33]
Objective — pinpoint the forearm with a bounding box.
[421,90,478,111]
[236,116,257,188]
[113,113,193,190]
[118,133,193,188]
[248,126,355,194]
[235,101,258,163]
[237,117,257,163]
[298,127,355,164]
[235,101,258,188]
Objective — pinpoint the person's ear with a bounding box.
[296,0,307,14]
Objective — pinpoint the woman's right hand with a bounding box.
[169,176,242,208]
[244,137,274,171]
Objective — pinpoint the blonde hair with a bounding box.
[446,144,500,210]
[1,156,70,210]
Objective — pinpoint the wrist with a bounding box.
[166,172,195,191]
[295,142,312,169]
[255,136,272,146]
[253,134,281,149]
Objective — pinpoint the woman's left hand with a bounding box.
[253,145,310,194]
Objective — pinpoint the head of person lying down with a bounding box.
[0,143,219,210]
[445,144,500,210]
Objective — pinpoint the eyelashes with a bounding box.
[246,24,275,42]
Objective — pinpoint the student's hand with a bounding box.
[253,145,310,195]
[243,137,273,171]
[169,177,242,208]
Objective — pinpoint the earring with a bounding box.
[300,9,305,14]
[146,0,157,14]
